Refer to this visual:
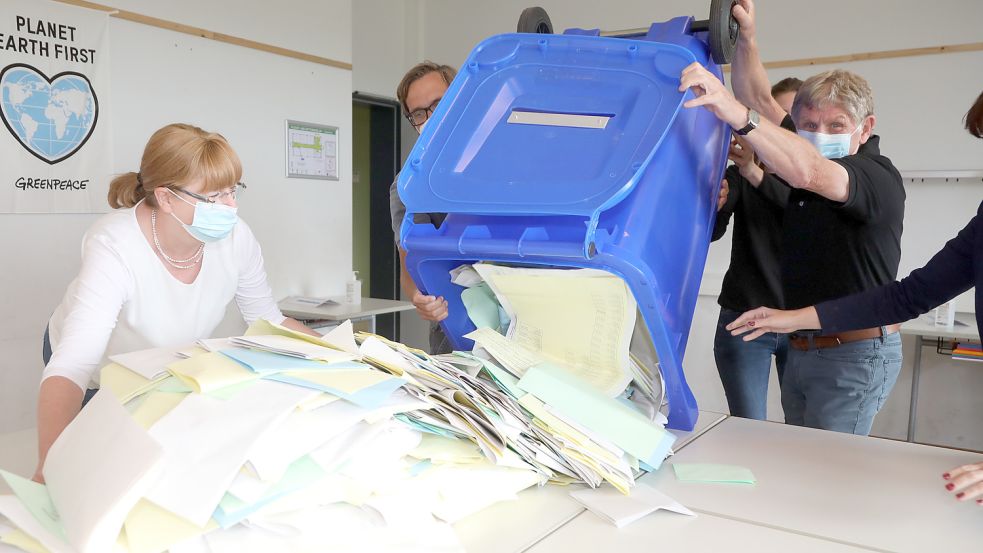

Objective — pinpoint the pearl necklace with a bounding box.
[151,209,203,269]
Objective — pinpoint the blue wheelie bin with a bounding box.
[396,9,734,431]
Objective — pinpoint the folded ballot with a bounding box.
[230,334,357,363]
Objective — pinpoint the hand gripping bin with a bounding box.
[396,17,732,431]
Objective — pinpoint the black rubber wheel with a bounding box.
[707,0,739,64]
[517,7,553,34]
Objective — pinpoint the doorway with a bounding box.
[352,92,402,340]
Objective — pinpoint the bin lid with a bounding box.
[397,32,700,219]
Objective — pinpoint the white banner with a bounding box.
[0,0,111,213]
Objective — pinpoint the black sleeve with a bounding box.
[816,209,979,332]
[712,165,744,242]
[754,173,791,208]
[780,114,796,132]
[832,154,904,223]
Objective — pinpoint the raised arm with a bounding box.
[679,62,850,203]
[730,0,786,125]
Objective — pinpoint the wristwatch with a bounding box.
[734,109,760,136]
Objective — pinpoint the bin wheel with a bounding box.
[707,0,739,64]
[517,7,553,34]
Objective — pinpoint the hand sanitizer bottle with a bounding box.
[346,271,362,305]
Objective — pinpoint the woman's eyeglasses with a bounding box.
[173,182,246,204]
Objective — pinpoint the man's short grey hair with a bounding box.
[791,69,874,126]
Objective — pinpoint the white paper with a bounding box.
[44,390,165,553]
[359,337,417,375]
[245,399,374,482]
[146,380,318,525]
[108,347,183,380]
[230,335,355,363]
[321,320,359,354]
[196,338,238,352]
[0,495,70,553]
[569,482,694,528]
[449,264,483,288]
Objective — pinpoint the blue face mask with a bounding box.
[797,123,863,159]
[169,190,238,242]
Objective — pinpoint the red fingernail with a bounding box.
[977,499,982,504]
[946,483,955,491]
[956,492,965,499]
[748,321,755,327]
[943,472,951,479]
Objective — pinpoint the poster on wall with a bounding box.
[285,120,339,180]
[0,0,111,213]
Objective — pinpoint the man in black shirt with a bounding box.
[681,0,905,435]
[711,78,800,422]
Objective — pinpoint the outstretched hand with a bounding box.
[726,306,821,341]
[944,463,983,505]
[679,62,747,129]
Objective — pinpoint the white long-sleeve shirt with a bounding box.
[44,203,286,389]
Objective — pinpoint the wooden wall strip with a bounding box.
[50,0,352,70]
[724,41,983,71]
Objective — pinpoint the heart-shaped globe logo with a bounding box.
[0,63,99,165]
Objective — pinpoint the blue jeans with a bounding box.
[429,322,453,355]
[782,331,902,436]
[714,307,789,420]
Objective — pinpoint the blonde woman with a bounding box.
[36,123,317,482]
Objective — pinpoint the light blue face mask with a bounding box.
[797,123,863,159]
[169,189,238,242]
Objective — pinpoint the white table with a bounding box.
[628,417,983,553]
[278,296,415,334]
[900,311,979,441]
[529,507,872,553]
[454,410,727,553]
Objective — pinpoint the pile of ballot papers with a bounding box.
[0,264,678,553]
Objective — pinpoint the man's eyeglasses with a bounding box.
[173,182,246,204]
[405,98,442,128]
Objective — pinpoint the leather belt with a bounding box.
[790,324,901,351]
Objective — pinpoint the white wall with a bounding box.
[353,0,983,448]
[0,0,353,433]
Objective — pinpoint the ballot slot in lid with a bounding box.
[397,19,731,431]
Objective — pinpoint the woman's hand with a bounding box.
[944,463,983,505]
[726,306,821,341]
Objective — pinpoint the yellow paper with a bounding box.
[130,392,187,430]
[123,499,217,553]
[463,327,543,376]
[0,529,49,553]
[355,331,428,358]
[166,352,259,393]
[480,266,636,396]
[518,394,622,468]
[100,363,166,403]
[246,318,345,351]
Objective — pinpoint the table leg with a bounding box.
[906,334,923,442]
